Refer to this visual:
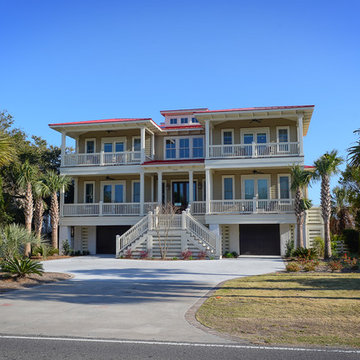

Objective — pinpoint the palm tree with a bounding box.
[33,179,50,238]
[290,165,313,248]
[313,150,343,258]
[43,170,70,249]
[348,129,360,168]
[17,161,38,256]
[331,186,352,234]
[0,130,16,167]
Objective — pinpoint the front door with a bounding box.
[172,182,189,211]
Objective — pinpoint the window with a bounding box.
[244,179,255,199]
[257,179,268,199]
[278,128,289,143]
[102,138,125,153]
[277,127,289,152]
[223,131,233,145]
[181,117,188,124]
[84,182,94,203]
[103,185,112,203]
[223,177,234,200]
[170,118,177,125]
[192,117,198,123]
[242,176,270,200]
[193,138,203,158]
[279,175,290,199]
[166,139,176,158]
[104,143,113,153]
[132,137,141,160]
[86,139,95,154]
[132,182,140,202]
[101,182,125,203]
[179,138,190,158]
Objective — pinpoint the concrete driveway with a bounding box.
[0,256,284,343]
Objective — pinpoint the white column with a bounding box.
[140,127,146,163]
[157,171,162,205]
[61,132,66,166]
[298,114,304,156]
[205,120,210,159]
[74,178,78,204]
[151,175,154,202]
[205,169,211,213]
[60,185,65,217]
[140,171,145,215]
[189,170,194,203]
[151,133,155,159]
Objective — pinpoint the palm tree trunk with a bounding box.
[321,175,332,259]
[24,181,33,257]
[50,192,59,249]
[324,220,332,259]
[34,198,44,238]
[298,215,305,248]
[295,188,304,248]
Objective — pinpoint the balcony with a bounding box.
[62,202,157,217]
[209,199,294,214]
[208,142,300,159]
[62,151,144,167]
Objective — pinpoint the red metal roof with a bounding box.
[160,125,203,130]
[49,118,154,127]
[143,159,204,165]
[160,108,208,116]
[194,105,315,114]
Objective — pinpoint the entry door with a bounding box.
[172,182,189,210]
[243,132,268,156]
[243,178,269,211]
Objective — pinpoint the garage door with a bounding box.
[96,226,131,254]
[239,224,280,255]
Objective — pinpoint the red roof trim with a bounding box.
[49,118,154,127]
[194,105,315,114]
[160,125,203,130]
[160,108,208,116]
[304,165,315,169]
[143,159,204,165]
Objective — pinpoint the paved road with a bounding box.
[0,336,359,360]
[0,256,284,343]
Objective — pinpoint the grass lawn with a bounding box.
[196,273,360,348]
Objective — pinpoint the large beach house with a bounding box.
[49,105,322,258]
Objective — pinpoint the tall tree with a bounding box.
[290,165,313,248]
[17,161,38,256]
[33,179,50,238]
[348,129,360,168]
[43,171,70,249]
[313,150,343,258]
[330,186,353,234]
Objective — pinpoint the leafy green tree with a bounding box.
[43,171,71,249]
[290,165,313,248]
[313,150,344,258]
[348,129,360,168]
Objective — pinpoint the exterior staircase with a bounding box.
[116,209,221,259]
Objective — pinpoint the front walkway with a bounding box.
[0,256,284,343]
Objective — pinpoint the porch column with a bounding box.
[205,169,211,213]
[140,171,145,215]
[297,114,304,156]
[205,120,210,159]
[60,185,65,217]
[151,133,155,159]
[61,132,66,166]
[189,170,194,204]
[74,178,78,204]
[140,127,146,163]
[157,171,162,205]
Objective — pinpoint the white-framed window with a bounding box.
[132,181,140,203]
[164,136,204,159]
[241,175,271,200]
[101,137,126,153]
[100,181,126,203]
[278,174,291,199]
[85,139,96,154]
[170,118,177,125]
[221,129,234,145]
[181,117,188,124]
[222,176,234,200]
[132,136,141,160]
[277,126,290,152]
[192,117,198,123]
[84,181,95,203]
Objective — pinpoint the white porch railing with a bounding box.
[210,199,294,214]
[191,201,206,215]
[209,142,299,159]
[62,202,157,216]
[63,151,144,166]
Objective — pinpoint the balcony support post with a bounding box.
[99,201,103,216]
[297,114,304,156]
[60,186,65,217]
[151,132,155,159]
[157,171,162,205]
[205,120,210,159]
[205,169,212,214]
[100,151,104,166]
[140,171,145,215]
[140,127,146,163]
[189,170,194,204]
[61,132,66,166]
[74,178,78,204]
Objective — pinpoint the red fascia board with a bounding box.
[160,125,203,130]
[304,165,315,169]
[49,118,154,127]
[143,159,204,165]
[160,108,208,116]
[194,105,315,114]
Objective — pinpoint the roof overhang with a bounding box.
[160,108,208,117]
[194,105,314,136]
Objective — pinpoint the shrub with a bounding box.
[1,257,44,278]
[139,250,148,259]
[124,249,132,259]
[172,257,178,260]
[303,260,317,272]
[48,247,59,256]
[328,260,343,272]
[342,254,359,270]
[32,243,51,258]
[181,249,192,260]
[62,239,71,255]
[231,251,239,258]
[286,262,301,272]
[223,251,234,258]
[312,236,325,258]
[285,238,295,257]
[342,229,360,254]
[82,250,90,256]
[198,251,207,260]
[293,247,318,260]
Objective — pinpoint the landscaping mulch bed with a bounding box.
[0,272,72,293]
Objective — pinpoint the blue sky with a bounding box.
[1,0,359,204]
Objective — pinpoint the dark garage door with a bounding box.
[239,224,280,255]
[96,226,131,254]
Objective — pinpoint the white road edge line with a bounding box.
[0,335,359,354]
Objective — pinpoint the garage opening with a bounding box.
[239,224,280,255]
[96,226,131,254]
